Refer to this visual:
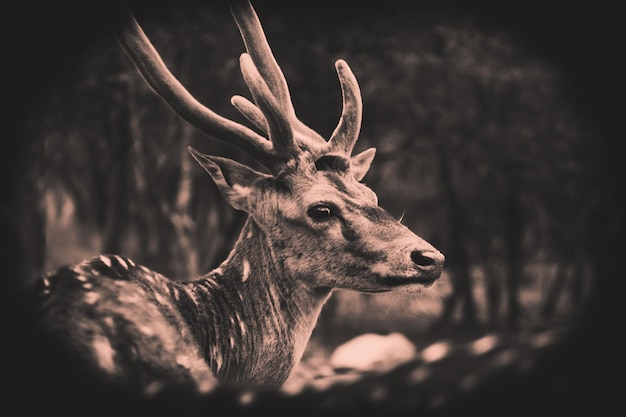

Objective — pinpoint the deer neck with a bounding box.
[177,218,331,386]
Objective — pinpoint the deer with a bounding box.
[16,0,445,398]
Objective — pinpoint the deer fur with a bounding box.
[20,0,445,396]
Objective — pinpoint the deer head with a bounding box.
[115,0,444,293]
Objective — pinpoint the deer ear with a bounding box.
[350,147,376,181]
[189,147,271,211]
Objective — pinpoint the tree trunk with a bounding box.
[101,108,132,255]
[502,192,522,330]
[540,262,567,319]
[434,139,476,326]
[170,123,199,280]
[483,261,502,326]
[541,198,593,319]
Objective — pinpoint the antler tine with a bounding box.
[229,0,326,147]
[239,53,297,160]
[229,0,291,117]
[111,1,278,168]
[231,95,266,132]
[329,59,363,155]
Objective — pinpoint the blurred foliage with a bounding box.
[30,2,603,330]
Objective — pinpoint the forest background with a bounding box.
[2,0,622,408]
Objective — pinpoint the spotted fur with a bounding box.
[20,0,446,398]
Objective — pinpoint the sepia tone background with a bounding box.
[3,0,622,412]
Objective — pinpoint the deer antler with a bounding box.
[113,0,364,174]
[328,59,363,155]
[111,1,285,169]
[230,0,363,158]
[238,52,296,159]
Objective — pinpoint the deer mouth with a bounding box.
[356,273,440,293]
[386,275,439,286]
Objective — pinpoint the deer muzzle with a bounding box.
[410,249,445,273]
[365,243,444,291]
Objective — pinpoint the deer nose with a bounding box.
[410,250,445,271]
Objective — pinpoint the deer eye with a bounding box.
[307,204,334,220]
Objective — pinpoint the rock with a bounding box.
[329,332,417,373]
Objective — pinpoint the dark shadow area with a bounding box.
[3,0,622,415]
